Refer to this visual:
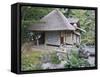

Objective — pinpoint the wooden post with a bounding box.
[36,39,39,46]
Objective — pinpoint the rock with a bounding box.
[87,57,95,66]
[55,64,64,68]
[89,52,95,57]
[56,52,64,60]
[41,60,67,69]
[41,63,52,69]
[41,55,51,63]
[78,47,90,59]
[41,62,65,69]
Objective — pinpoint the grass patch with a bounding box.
[21,51,43,71]
[50,52,61,64]
[21,50,62,71]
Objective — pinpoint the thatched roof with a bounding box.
[28,9,75,31]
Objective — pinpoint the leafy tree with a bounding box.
[21,6,53,43]
[63,9,95,45]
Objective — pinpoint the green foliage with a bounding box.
[63,9,95,45]
[64,49,90,68]
[21,51,42,71]
[50,52,61,64]
[21,6,53,43]
[21,6,53,20]
[21,49,61,71]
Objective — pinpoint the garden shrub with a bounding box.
[50,52,61,64]
[64,48,90,68]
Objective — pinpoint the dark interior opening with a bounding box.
[60,37,64,44]
[39,32,45,44]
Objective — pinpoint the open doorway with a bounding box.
[39,32,45,44]
[60,37,64,44]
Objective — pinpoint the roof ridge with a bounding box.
[28,9,76,31]
[55,9,75,30]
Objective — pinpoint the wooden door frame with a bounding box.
[60,31,64,44]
